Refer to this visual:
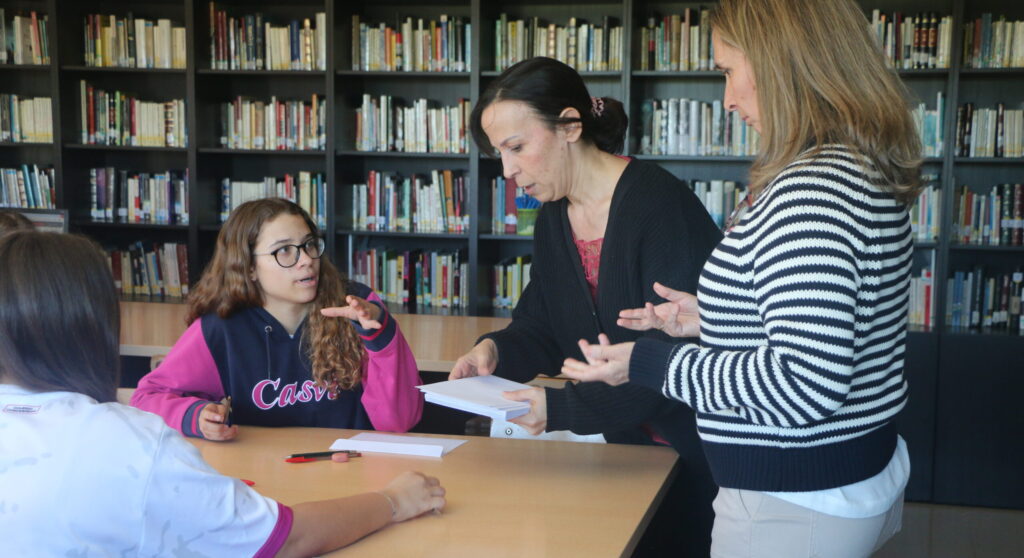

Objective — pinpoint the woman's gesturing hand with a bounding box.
[560,334,635,386]
[617,282,700,338]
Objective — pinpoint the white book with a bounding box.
[330,432,466,458]
[418,375,532,421]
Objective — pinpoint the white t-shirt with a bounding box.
[766,435,911,518]
[0,384,291,557]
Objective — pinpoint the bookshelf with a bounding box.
[1,0,1022,509]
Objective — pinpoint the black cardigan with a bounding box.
[481,158,722,450]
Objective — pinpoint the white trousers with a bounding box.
[710,487,904,558]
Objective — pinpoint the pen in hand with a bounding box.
[221,396,232,427]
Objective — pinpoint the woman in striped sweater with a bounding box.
[562,1,922,556]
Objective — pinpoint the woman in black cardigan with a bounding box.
[450,57,722,556]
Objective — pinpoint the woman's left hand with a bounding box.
[503,387,547,435]
[561,335,636,386]
[320,295,383,330]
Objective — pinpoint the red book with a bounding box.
[176,244,189,296]
[87,85,96,143]
[973,19,982,67]
[441,255,449,307]
[218,11,227,69]
[367,171,376,231]
[278,102,286,149]
[111,250,123,292]
[29,11,41,64]
[504,177,517,234]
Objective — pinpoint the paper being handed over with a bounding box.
[417,375,532,421]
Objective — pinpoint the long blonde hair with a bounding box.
[187,199,365,392]
[709,0,922,204]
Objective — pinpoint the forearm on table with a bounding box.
[275,492,393,558]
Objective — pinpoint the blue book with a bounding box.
[21,164,35,207]
[290,20,300,69]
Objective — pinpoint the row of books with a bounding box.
[495,15,623,72]
[79,81,186,147]
[355,96,470,154]
[88,168,189,225]
[0,10,49,65]
[909,257,936,327]
[0,165,55,209]
[913,93,945,157]
[351,15,470,73]
[220,173,326,229]
[351,248,467,309]
[954,103,1024,158]
[351,169,469,234]
[107,242,189,299]
[910,177,941,242]
[947,268,1023,333]
[954,184,1024,247]
[83,13,185,69]
[686,179,747,229]
[0,94,52,143]
[209,4,326,71]
[219,95,325,151]
[962,14,1024,69]
[637,10,712,72]
[493,256,532,310]
[870,11,953,70]
[639,98,761,157]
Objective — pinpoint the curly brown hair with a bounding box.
[186,198,365,391]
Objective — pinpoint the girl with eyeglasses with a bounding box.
[132,198,422,440]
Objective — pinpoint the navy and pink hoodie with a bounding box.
[131,282,422,436]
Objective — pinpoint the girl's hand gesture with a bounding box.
[321,295,383,330]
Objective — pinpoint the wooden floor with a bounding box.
[873,502,1024,558]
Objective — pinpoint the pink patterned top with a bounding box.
[574,236,603,302]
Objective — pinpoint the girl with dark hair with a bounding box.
[0,231,446,556]
[451,56,723,555]
[132,198,422,440]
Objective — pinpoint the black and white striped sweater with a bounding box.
[631,146,912,492]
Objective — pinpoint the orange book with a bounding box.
[442,170,455,232]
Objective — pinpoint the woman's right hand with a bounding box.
[617,282,701,338]
[448,339,499,380]
[198,403,238,441]
[380,472,447,522]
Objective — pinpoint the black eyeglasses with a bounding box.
[254,237,325,268]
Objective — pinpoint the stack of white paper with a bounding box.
[330,433,466,457]
[417,376,532,420]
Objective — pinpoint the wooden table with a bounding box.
[119,300,511,372]
[189,426,678,557]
